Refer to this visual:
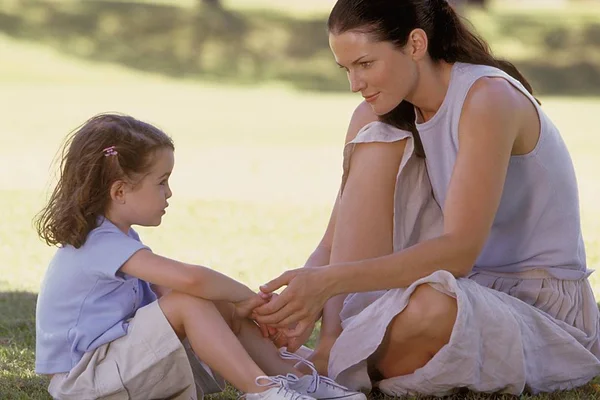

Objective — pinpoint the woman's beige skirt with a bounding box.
[328,269,600,396]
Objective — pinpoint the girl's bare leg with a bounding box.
[159,292,302,394]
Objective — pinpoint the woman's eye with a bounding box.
[360,61,372,69]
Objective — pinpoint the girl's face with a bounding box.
[329,30,418,115]
[124,147,174,227]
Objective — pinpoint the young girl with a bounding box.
[34,114,366,400]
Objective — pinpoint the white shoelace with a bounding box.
[279,349,350,394]
[247,375,307,400]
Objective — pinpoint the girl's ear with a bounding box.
[110,180,128,204]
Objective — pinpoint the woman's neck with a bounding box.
[407,61,454,123]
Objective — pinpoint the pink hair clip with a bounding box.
[103,146,118,157]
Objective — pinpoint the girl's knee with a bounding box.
[158,293,190,339]
[159,294,239,336]
[213,300,239,333]
[160,291,202,312]
[159,292,210,326]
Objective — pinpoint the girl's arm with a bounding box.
[121,250,256,303]
[150,284,171,298]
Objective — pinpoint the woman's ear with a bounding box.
[110,180,128,204]
[407,28,429,61]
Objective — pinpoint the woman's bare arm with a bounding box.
[256,79,524,333]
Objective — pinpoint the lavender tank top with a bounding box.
[417,62,587,279]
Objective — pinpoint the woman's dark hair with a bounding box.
[35,114,174,248]
[328,0,537,157]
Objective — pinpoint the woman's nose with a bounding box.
[348,71,365,93]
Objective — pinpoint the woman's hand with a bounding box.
[267,319,318,352]
[234,293,269,319]
[234,293,274,337]
[252,293,318,351]
[254,267,332,338]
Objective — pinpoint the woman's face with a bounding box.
[329,30,418,115]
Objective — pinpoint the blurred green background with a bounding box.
[1,0,599,398]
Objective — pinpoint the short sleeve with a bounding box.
[82,219,150,279]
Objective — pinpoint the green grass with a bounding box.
[1,2,600,399]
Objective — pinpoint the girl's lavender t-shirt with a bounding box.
[35,218,157,374]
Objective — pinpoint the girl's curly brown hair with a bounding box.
[35,113,174,248]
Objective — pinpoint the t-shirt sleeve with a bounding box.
[84,223,150,279]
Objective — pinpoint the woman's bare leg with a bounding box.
[320,140,457,378]
[312,141,404,375]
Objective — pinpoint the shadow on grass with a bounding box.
[0,288,51,399]
[0,1,599,95]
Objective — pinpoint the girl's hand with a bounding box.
[254,267,331,338]
[234,293,269,319]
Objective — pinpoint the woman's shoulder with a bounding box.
[345,101,379,144]
[455,63,534,110]
[462,76,531,125]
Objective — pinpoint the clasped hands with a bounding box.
[235,267,330,352]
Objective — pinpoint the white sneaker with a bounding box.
[279,350,367,400]
[242,376,317,400]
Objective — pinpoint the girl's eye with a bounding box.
[360,61,372,69]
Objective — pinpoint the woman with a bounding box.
[253,0,600,396]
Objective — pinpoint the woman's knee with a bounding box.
[392,283,458,341]
[374,284,458,378]
[344,141,405,192]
